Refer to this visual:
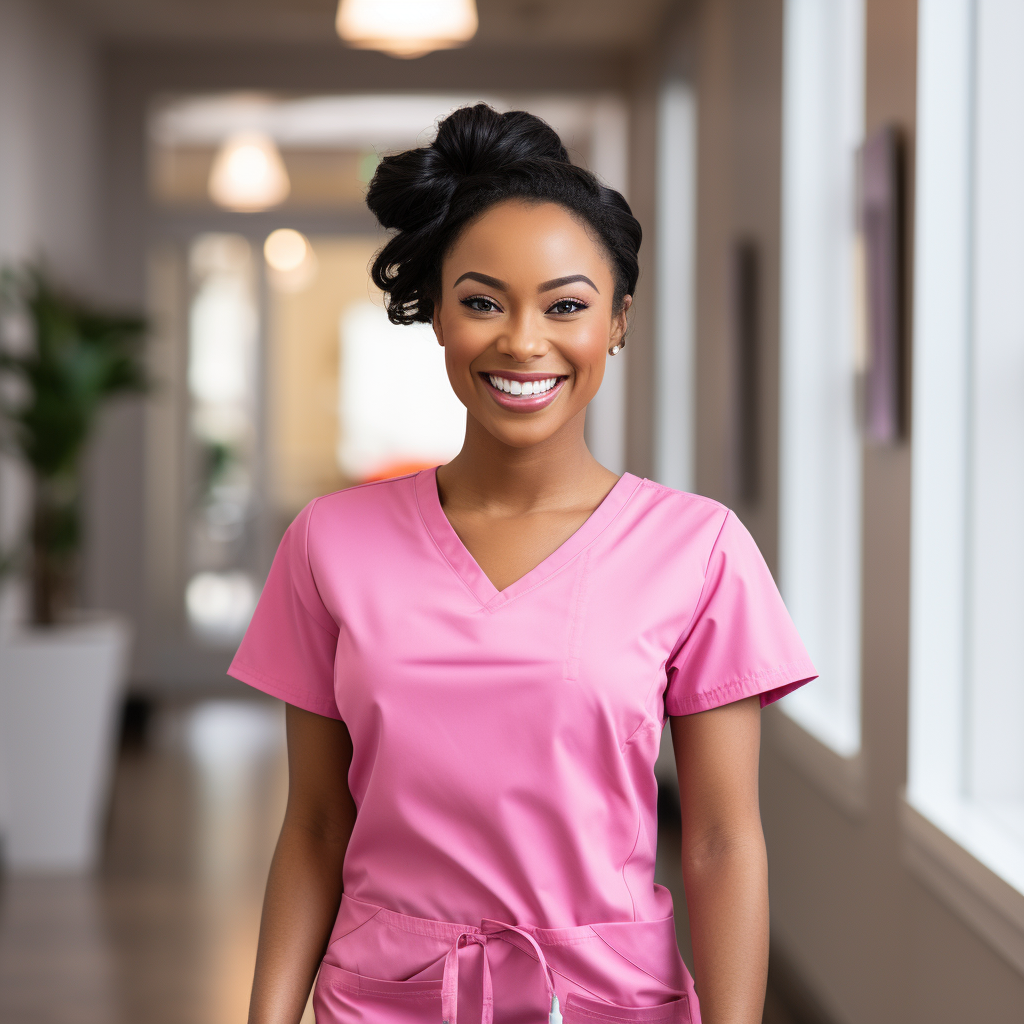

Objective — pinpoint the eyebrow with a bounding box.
[537,274,599,293]
[452,271,600,294]
[453,272,508,289]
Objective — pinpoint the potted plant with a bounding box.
[0,266,147,871]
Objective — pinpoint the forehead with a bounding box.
[444,201,613,285]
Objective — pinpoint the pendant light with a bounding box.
[208,132,290,212]
[335,0,478,59]
[264,229,318,293]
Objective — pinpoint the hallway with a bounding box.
[4,2,1024,1022]
[0,695,811,1023]
[0,697,289,1024]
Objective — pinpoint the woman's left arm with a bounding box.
[669,696,767,1024]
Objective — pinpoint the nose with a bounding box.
[495,310,547,363]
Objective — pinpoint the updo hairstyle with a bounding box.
[366,104,642,326]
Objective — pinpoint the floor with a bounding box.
[0,695,802,1023]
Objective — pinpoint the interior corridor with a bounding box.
[3,2,1024,1023]
[1,692,813,1023]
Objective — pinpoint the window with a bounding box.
[184,234,261,641]
[908,0,1024,927]
[777,0,865,757]
[336,300,465,481]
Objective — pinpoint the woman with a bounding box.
[232,104,816,1024]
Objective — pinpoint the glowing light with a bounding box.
[264,229,318,292]
[335,0,478,59]
[208,132,290,211]
[264,229,308,271]
[186,571,257,640]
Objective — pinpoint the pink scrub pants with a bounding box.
[313,893,697,1023]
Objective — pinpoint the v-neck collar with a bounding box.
[414,466,643,610]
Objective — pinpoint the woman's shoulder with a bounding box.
[299,471,424,538]
[628,476,732,528]
[619,476,762,568]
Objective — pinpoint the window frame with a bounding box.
[775,0,866,770]
[905,0,1024,976]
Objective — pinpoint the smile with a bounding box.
[487,374,559,395]
[479,372,568,412]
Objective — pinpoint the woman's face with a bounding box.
[433,200,630,450]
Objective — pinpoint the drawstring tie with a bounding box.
[441,919,562,1024]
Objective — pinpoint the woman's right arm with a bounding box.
[248,703,357,1024]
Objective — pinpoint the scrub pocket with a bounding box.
[562,991,690,1023]
[313,961,443,1023]
[314,894,698,1024]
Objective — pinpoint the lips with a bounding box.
[479,371,568,413]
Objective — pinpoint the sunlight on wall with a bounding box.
[337,301,466,481]
[267,236,380,521]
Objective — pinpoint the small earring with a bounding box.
[609,342,623,356]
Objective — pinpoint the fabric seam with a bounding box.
[670,507,731,656]
[228,660,343,718]
[490,474,644,611]
[666,659,817,715]
[413,474,490,608]
[301,494,341,636]
[563,550,592,681]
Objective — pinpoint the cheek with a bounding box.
[567,321,612,374]
[440,320,487,401]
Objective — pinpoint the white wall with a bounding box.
[0,0,101,837]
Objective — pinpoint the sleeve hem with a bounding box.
[227,659,344,721]
[666,659,818,716]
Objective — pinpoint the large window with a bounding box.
[777,0,865,757]
[908,0,1024,937]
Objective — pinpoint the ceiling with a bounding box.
[63,0,675,49]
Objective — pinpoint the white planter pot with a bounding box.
[0,614,131,872]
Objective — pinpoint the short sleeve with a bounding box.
[227,498,342,720]
[665,510,817,715]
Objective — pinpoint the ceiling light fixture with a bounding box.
[335,0,478,59]
[264,229,318,293]
[208,132,290,212]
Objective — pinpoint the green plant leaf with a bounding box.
[0,263,149,622]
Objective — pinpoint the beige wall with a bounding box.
[676,1,1024,1021]
[0,0,103,634]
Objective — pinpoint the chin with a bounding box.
[482,417,565,450]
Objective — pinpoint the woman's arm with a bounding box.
[669,696,768,1024]
[248,703,357,1024]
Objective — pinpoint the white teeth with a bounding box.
[487,375,561,396]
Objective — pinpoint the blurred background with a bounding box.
[1,1,1023,1022]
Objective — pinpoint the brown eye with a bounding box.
[547,298,588,315]
[461,296,501,313]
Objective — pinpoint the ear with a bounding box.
[610,294,632,347]
[432,304,445,347]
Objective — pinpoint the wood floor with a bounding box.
[0,695,802,1023]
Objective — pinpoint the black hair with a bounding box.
[366,103,642,325]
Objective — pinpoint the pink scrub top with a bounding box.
[229,468,816,1024]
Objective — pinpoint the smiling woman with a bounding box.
[230,104,817,1024]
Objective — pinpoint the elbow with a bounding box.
[681,822,766,878]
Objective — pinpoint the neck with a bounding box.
[437,409,611,513]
